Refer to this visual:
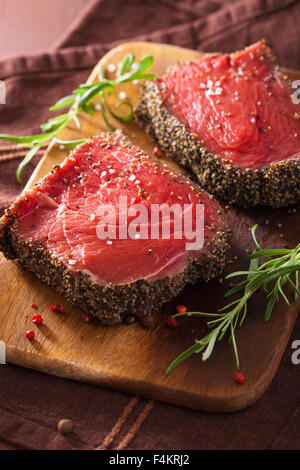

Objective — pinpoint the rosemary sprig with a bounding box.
[0,54,156,183]
[166,225,300,374]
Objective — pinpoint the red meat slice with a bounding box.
[159,41,300,170]
[136,41,300,207]
[0,132,227,324]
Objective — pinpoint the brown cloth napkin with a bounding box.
[0,0,300,450]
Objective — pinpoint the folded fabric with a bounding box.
[0,0,299,450]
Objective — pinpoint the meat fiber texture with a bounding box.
[0,132,227,325]
[136,41,300,208]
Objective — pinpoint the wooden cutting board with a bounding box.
[1,42,299,412]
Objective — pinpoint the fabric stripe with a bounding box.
[0,150,44,162]
[115,400,155,450]
[95,396,140,450]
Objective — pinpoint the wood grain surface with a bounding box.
[0,42,299,412]
[0,0,91,59]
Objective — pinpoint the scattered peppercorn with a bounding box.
[57,419,73,435]
[152,146,162,157]
[25,330,35,341]
[32,314,43,325]
[140,315,154,329]
[50,304,64,314]
[166,317,178,328]
[123,315,136,325]
[176,305,187,314]
[31,303,37,309]
[81,312,93,323]
[234,372,245,384]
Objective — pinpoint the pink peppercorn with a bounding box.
[152,146,162,157]
[50,304,64,314]
[25,330,35,341]
[81,313,93,323]
[166,317,178,328]
[176,305,187,314]
[32,314,43,325]
[234,372,245,384]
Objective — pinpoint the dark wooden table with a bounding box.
[0,0,91,449]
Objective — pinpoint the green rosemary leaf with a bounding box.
[135,55,154,73]
[224,279,249,298]
[55,139,86,147]
[218,321,231,340]
[206,317,226,327]
[251,224,261,250]
[98,64,105,82]
[252,264,300,290]
[49,95,76,111]
[276,277,290,306]
[72,114,80,129]
[72,86,90,95]
[73,82,105,93]
[114,100,134,120]
[264,290,277,321]
[16,145,41,184]
[98,102,115,132]
[119,72,156,83]
[77,83,113,108]
[0,133,48,144]
[104,99,134,122]
[248,256,260,271]
[136,73,157,79]
[226,270,258,279]
[283,275,300,297]
[202,330,219,361]
[117,56,155,83]
[231,304,242,330]
[165,342,204,375]
[118,54,135,76]
[173,311,222,318]
[81,104,95,115]
[230,322,240,369]
[244,257,260,297]
[247,248,292,259]
[288,248,299,264]
[218,298,242,311]
[40,114,70,133]
[239,301,247,327]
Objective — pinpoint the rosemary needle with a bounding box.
[0,54,156,183]
[166,225,300,374]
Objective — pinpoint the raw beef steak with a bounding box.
[0,132,227,325]
[136,41,300,207]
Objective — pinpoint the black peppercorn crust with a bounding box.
[0,219,227,325]
[136,80,300,208]
[0,133,228,325]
